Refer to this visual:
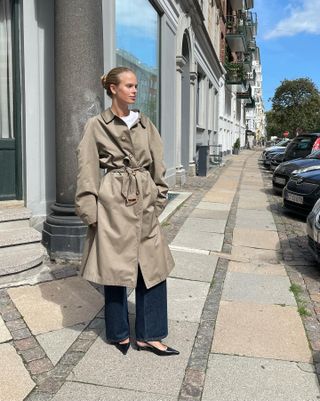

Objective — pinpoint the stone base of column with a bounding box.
[42,203,87,261]
[176,166,186,186]
[188,162,196,177]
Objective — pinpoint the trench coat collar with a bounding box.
[100,107,147,128]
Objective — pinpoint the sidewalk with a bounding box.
[1,150,320,401]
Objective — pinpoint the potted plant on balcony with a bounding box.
[233,138,240,155]
[225,61,246,84]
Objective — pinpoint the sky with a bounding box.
[253,0,320,111]
[116,0,157,68]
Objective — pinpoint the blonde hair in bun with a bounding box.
[101,67,135,98]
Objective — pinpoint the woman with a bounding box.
[75,67,179,356]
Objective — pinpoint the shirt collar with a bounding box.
[101,107,147,128]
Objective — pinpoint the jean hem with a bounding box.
[135,333,168,342]
[106,335,130,343]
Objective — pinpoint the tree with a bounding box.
[267,78,320,138]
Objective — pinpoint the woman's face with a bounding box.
[111,71,137,105]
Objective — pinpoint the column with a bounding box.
[43,0,104,260]
[175,55,186,185]
[188,71,197,176]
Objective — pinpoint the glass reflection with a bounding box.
[116,0,159,125]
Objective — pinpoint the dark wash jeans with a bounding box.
[104,268,168,342]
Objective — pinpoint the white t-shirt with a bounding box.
[120,111,139,129]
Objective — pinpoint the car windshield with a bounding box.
[306,150,320,159]
[276,139,289,146]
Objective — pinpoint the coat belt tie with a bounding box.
[107,166,146,206]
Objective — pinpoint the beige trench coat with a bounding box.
[75,108,175,289]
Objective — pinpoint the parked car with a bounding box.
[261,138,290,160]
[283,133,320,162]
[273,150,320,194]
[263,147,287,169]
[306,198,320,262]
[270,152,285,171]
[283,167,320,214]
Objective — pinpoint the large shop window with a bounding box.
[116,0,159,126]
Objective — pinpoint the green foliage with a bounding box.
[233,138,240,149]
[267,78,320,138]
[289,283,311,317]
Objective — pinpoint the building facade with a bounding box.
[0,0,264,261]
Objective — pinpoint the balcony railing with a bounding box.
[246,69,256,82]
[245,11,257,38]
[237,84,252,99]
[242,52,252,72]
[225,15,247,52]
[226,12,257,52]
[225,62,247,85]
[247,39,256,51]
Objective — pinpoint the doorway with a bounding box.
[0,0,22,200]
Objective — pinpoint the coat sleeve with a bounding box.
[75,118,100,225]
[148,120,169,217]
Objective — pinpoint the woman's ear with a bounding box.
[110,84,117,95]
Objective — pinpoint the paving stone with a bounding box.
[179,368,205,400]
[212,184,238,193]
[178,217,227,234]
[231,245,280,264]
[0,315,12,343]
[36,377,65,394]
[28,357,54,375]
[6,318,27,331]
[129,278,209,323]
[190,208,229,220]
[222,271,296,305]
[2,309,21,321]
[69,338,93,353]
[59,352,84,366]
[24,392,53,401]
[36,323,87,365]
[238,197,269,210]
[20,346,46,363]
[235,209,277,231]
[196,201,231,211]
[14,337,38,351]
[202,190,235,204]
[11,327,32,340]
[170,250,218,282]
[228,261,287,276]
[233,228,280,250]
[212,301,312,363]
[202,354,320,401]
[171,229,224,252]
[52,382,173,401]
[8,277,104,335]
[0,343,35,401]
[67,320,198,397]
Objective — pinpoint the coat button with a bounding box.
[129,154,133,159]
[121,136,126,141]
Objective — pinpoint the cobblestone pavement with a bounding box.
[2,151,320,401]
[260,164,320,378]
[0,159,232,401]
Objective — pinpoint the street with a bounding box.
[1,149,320,401]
